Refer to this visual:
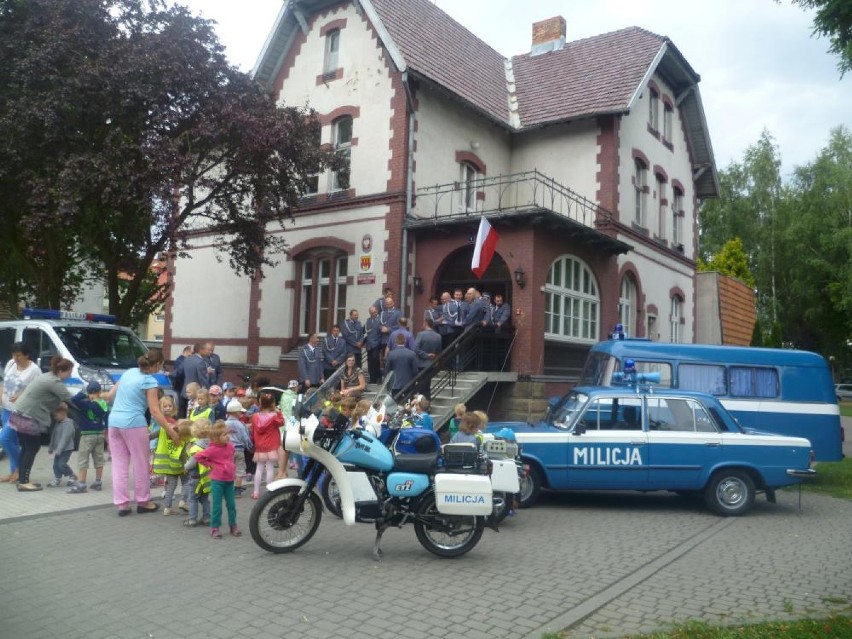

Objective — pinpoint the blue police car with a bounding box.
[490,386,815,516]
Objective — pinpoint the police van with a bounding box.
[580,335,843,461]
[0,309,172,394]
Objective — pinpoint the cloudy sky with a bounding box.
[177,0,851,175]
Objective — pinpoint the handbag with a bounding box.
[9,411,41,436]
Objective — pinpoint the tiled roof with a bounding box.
[511,27,666,128]
[370,0,509,124]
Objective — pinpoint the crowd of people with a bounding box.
[297,286,512,398]
[0,287,511,536]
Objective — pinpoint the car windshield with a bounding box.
[550,392,589,429]
[53,326,147,368]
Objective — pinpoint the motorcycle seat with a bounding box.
[392,452,439,474]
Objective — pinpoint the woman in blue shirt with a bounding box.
[107,349,172,516]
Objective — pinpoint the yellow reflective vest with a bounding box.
[152,429,187,475]
[188,440,211,495]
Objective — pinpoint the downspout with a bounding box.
[400,70,416,313]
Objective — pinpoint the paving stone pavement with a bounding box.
[0,450,850,638]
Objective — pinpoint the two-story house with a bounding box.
[166,0,718,391]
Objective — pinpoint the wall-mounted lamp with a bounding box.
[470,140,480,151]
[514,266,525,289]
[412,275,423,293]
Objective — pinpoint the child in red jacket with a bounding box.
[251,391,284,499]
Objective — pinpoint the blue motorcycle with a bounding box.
[249,375,494,559]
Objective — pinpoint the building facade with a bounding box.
[166,0,718,386]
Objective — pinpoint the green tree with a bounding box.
[698,237,756,287]
[787,0,852,76]
[0,0,336,324]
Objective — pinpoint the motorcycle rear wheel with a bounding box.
[249,486,322,553]
[414,494,484,558]
[492,492,513,524]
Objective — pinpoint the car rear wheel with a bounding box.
[704,469,755,516]
[518,464,542,508]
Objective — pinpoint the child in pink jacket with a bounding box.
[187,420,240,539]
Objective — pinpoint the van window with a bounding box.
[53,326,146,368]
[0,327,15,366]
[635,361,672,387]
[679,364,727,395]
[730,366,779,398]
[22,328,55,362]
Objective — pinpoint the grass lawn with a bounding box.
[839,401,852,418]
[542,615,852,638]
[802,457,852,499]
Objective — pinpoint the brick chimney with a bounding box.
[531,16,566,56]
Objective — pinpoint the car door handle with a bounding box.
[630,441,645,446]
[705,442,721,447]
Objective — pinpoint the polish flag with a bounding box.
[471,217,498,279]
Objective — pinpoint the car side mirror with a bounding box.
[574,423,586,436]
[38,350,56,372]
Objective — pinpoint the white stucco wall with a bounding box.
[510,120,601,207]
[413,88,512,215]
[618,73,697,257]
[277,3,396,198]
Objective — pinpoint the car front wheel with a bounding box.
[704,469,755,516]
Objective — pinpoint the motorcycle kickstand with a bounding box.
[373,522,390,562]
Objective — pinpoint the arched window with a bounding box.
[299,251,349,336]
[648,87,660,131]
[330,115,352,191]
[670,295,682,343]
[672,186,684,249]
[634,158,648,226]
[545,256,599,342]
[619,274,637,337]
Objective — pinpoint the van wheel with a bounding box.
[704,470,754,516]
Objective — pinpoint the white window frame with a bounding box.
[657,175,667,240]
[334,257,348,326]
[460,161,478,213]
[323,29,340,75]
[544,255,599,343]
[649,88,659,131]
[670,296,682,343]
[330,116,352,191]
[672,188,683,247]
[618,275,637,338]
[634,159,647,227]
[663,103,673,142]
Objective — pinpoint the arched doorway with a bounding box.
[434,246,511,301]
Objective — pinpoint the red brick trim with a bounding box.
[287,236,356,260]
[632,148,650,167]
[647,304,659,316]
[596,115,620,222]
[317,105,361,126]
[653,165,668,181]
[661,95,674,110]
[316,68,344,85]
[647,79,661,95]
[669,285,686,302]
[319,18,347,37]
[455,151,487,175]
[671,178,685,194]
[247,273,262,364]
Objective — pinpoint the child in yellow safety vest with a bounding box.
[183,418,212,527]
[189,388,213,422]
[152,417,192,516]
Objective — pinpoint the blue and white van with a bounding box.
[580,337,843,461]
[0,309,172,395]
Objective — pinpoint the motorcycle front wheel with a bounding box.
[414,494,484,558]
[249,486,323,553]
[319,472,342,519]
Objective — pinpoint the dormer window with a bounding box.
[324,29,340,75]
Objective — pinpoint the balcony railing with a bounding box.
[412,170,612,227]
